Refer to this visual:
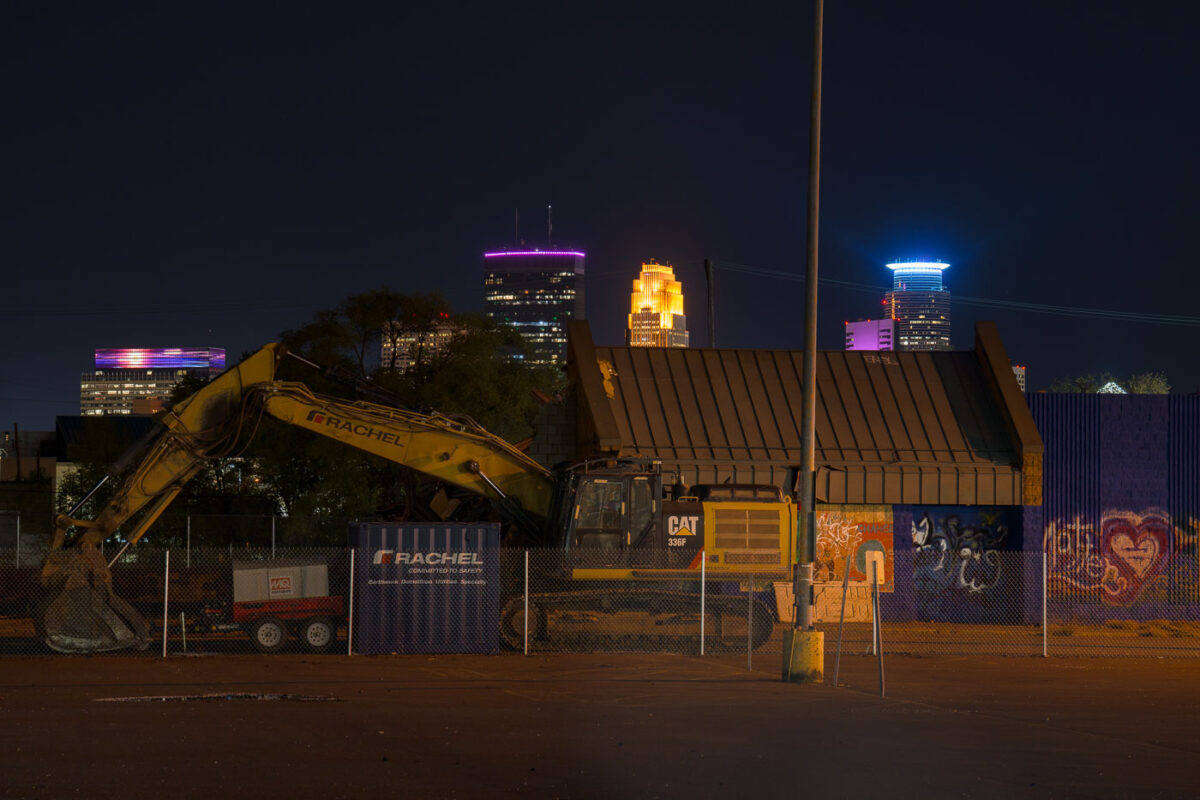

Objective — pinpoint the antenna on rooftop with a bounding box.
[547,204,553,246]
[514,207,519,246]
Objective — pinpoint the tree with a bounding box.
[70,289,565,543]
[281,289,451,380]
[262,289,562,522]
[1049,371,1170,394]
[1123,372,1171,394]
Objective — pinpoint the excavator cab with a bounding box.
[560,462,666,570]
[569,474,660,550]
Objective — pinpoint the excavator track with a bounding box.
[499,588,776,652]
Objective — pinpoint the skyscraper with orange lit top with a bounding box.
[626,260,689,348]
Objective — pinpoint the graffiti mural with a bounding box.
[911,507,1019,620]
[1044,509,1194,606]
[815,505,893,587]
[810,505,892,623]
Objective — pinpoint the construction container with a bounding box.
[350,523,500,654]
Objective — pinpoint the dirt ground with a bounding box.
[1,650,1197,799]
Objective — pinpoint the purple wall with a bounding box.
[1030,394,1200,619]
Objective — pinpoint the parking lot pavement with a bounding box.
[1,652,1196,799]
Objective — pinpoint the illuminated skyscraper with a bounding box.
[626,260,689,348]
[80,347,226,416]
[884,261,951,351]
[483,249,585,366]
[845,318,895,351]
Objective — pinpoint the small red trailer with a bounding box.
[229,560,345,653]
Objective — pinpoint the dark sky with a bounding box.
[5,2,1199,430]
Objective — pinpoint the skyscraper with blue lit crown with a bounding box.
[885,261,951,351]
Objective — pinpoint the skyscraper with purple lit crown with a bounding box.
[483,249,585,366]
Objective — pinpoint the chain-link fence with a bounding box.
[1,544,1198,659]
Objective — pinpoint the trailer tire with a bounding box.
[300,617,336,653]
[249,617,288,654]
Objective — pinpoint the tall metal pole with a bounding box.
[795,0,824,631]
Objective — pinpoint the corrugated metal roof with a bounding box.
[574,326,1036,506]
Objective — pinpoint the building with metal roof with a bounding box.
[566,320,1041,508]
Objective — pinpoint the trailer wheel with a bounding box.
[249,617,287,653]
[300,617,336,653]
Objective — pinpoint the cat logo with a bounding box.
[667,515,699,536]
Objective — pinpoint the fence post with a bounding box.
[14,512,19,568]
[747,574,753,671]
[524,550,529,656]
[347,549,355,656]
[271,515,276,559]
[186,515,191,568]
[869,575,877,656]
[833,553,851,688]
[873,565,885,698]
[162,550,170,658]
[1042,550,1048,658]
[700,551,706,656]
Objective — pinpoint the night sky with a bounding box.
[5,2,1200,431]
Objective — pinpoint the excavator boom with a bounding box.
[39,343,554,653]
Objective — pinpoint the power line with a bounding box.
[713,261,1200,327]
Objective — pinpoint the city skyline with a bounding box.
[5,2,1200,429]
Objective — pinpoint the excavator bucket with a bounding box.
[36,547,149,654]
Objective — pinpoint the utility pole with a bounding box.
[784,0,824,683]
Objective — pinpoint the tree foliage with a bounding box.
[254,289,561,526]
[1123,372,1171,394]
[59,290,563,544]
[1049,371,1170,394]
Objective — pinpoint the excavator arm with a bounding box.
[253,382,553,523]
[50,344,286,553]
[39,343,554,653]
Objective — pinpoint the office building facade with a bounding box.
[80,347,226,416]
[483,249,585,366]
[845,318,895,351]
[380,315,460,373]
[884,261,952,351]
[627,260,689,348]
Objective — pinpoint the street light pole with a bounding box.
[798,0,823,628]
[785,0,824,683]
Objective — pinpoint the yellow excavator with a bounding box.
[39,343,795,653]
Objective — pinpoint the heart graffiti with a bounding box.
[1099,511,1171,605]
[1046,509,1176,606]
[1109,533,1160,578]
